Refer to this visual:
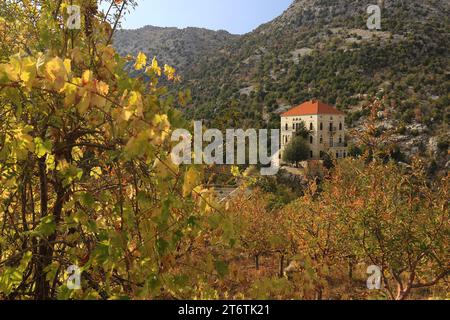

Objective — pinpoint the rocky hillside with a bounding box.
[113,0,450,173]
[113,26,239,74]
[181,0,449,119]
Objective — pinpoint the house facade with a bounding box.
[281,100,348,160]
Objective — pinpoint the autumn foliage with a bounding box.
[0,0,229,300]
[0,1,448,300]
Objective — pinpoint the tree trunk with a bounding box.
[279,254,285,278]
[396,285,412,300]
[34,157,67,300]
[35,157,49,300]
[255,255,260,270]
[315,288,323,300]
[348,255,355,281]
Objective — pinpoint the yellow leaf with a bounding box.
[146,57,161,76]
[90,167,102,179]
[122,91,143,120]
[91,81,108,108]
[77,91,91,114]
[3,63,19,82]
[82,70,92,85]
[134,52,147,71]
[19,57,37,88]
[231,165,240,177]
[56,159,69,172]
[70,47,83,65]
[183,167,202,197]
[164,64,176,81]
[46,154,56,172]
[62,83,77,108]
[101,45,116,64]
[44,57,67,91]
[124,129,154,158]
[71,147,83,161]
[91,94,106,109]
[129,91,143,117]
[122,108,134,121]
[96,81,109,96]
[153,158,178,179]
[63,59,72,77]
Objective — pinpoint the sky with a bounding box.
[113,0,294,34]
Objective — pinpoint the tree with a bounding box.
[283,157,449,300]
[330,158,449,300]
[0,0,232,300]
[282,136,310,167]
[293,122,310,140]
[228,189,290,275]
[322,153,334,170]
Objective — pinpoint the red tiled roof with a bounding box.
[281,100,344,117]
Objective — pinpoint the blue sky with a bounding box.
[113,0,293,34]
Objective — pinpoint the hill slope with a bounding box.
[114,0,450,170]
[113,26,239,74]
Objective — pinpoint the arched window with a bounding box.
[320,123,323,131]
[310,123,313,131]
[285,123,288,131]
[310,136,313,144]
[329,123,333,132]
[339,123,343,130]
[310,151,313,158]
[339,136,342,144]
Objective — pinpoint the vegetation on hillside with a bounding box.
[113,0,450,172]
[180,0,449,126]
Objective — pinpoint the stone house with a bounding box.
[281,100,348,160]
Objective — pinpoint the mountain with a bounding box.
[113,26,239,74]
[113,0,450,171]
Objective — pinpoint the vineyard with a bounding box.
[0,1,448,300]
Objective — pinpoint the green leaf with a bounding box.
[79,191,95,208]
[34,137,52,158]
[33,215,56,237]
[156,238,169,256]
[214,260,229,279]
